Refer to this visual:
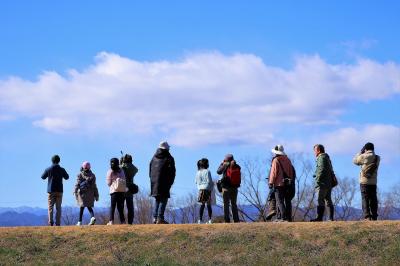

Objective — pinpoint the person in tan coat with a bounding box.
[353,142,380,221]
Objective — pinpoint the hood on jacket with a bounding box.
[154,148,170,159]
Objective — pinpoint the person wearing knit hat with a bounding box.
[353,142,380,221]
[217,153,241,223]
[74,161,99,226]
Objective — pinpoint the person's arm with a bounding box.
[314,156,324,185]
[63,168,69,180]
[269,159,278,185]
[352,152,365,166]
[106,170,113,186]
[169,157,176,185]
[93,175,99,201]
[74,174,80,194]
[217,162,228,175]
[41,169,48,180]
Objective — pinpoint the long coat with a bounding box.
[74,170,99,207]
[149,148,176,198]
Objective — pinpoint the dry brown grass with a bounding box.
[0,221,399,265]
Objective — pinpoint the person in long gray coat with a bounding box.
[74,161,99,226]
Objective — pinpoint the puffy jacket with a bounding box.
[195,169,213,191]
[269,155,294,187]
[314,153,334,189]
[353,151,380,185]
[74,169,99,207]
[121,162,138,196]
[149,148,176,198]
[41,164,69,193]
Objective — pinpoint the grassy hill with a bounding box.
[0,221,399,265]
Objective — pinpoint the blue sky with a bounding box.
[0,1,399,208]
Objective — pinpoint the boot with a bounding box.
[327,205,334,221]
[266,199,277,221]
[310,206,325,222]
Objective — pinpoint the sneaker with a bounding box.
[207,219,212,224]
[197,220,202,224]
[89,217,96,225]
[266,210,277,221]
[106,221,113,226]
[76,221,82,226]
[153,218,157,224]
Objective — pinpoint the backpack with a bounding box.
[226,164,241,187]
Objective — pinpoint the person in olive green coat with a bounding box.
[311,144,335,222]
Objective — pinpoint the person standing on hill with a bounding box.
[74,161,99,226]
[41,154,69,226]
[268,145,295,222]
[120,153,139,225]
[311,144,335,222]
[195,158,214,224]
[353,142,380,221]
[149,141,176,224]
[106,157,127,225]
[217,154,241,223]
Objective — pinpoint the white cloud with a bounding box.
[318,124,400,156]
[0,51,399,147]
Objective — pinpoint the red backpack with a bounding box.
[227,164,241,187]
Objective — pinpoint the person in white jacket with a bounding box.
[195,158,214,224]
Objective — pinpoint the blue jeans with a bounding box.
[153,197,168,220]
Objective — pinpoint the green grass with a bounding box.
[0,221,399,265]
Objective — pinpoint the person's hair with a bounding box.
[364,142,374,151]
[51,155,60,164]
[197,158,209,170]
[123,154,133,163]
[313,144,325,153]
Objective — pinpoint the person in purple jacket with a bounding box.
[41,155,69,226]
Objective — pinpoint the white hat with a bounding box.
[159,141,170,150]
[271,144,286,155]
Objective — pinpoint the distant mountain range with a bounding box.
[0,205,398,226]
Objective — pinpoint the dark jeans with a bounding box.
[153,197,168,220]
[125,195,134,224]
[360,184,378,220]
[110,192,125,223]
[199,203,212,221]
[222,187,239,223]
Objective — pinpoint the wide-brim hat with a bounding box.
[271,144,286,155]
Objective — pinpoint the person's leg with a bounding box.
[48,193,55,226]
[207,203,212,220]
[79,207,85,222]
[153,197,160,222]
[274,187,286,220]
[55,192,63,226]
[360,184,370,219]
[87,207,94,217]
[109,193,117,222]
[199,203,205,222]
[230,188,240,223]
[222,189,231,223]
[125,195,134,224]
[284,187,293,222]
[116,193,126,224]
[325,188,334,221]
[311,187,326,221]
[368,185,378,220]
[158,197,168,221]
